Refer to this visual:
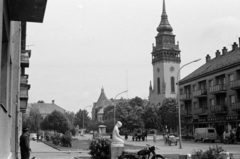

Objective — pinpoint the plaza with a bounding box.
[27,134,240,159]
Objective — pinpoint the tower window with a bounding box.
[171,77,175,93]
[157,77,160,94]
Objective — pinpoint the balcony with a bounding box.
[20,84,30,99]
[231,102,240,111]
[180,94,192,101]
[230,80,240,90]
[194,107,208,116]
[209,84,226,94]
[21,75,29,84]
[8,0,47,23]
[210,104,228,114]
[21,50,31,68]
[20,100,27,113]
[181,109,192,117]
[193,89,207,98]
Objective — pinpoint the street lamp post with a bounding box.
[113,90,128,126]
[83,105,92,132]
[177,58,201,149]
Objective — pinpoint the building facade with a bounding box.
[149,0,181,105]
[0,1,47,158]
[179,39,240,136]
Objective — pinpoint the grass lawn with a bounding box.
[43,138,145,151]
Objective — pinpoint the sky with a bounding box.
[26,0,240,114]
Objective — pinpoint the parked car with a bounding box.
[194,128,217,143]
[30,133,37,141]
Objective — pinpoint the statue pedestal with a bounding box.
[111,143,124,159]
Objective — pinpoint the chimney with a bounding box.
[52,100,55,104]
[215,50,221,58]
[206,54,211,63]
[222,47,227,55]
[232,42,238,51]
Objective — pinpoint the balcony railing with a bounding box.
[209,84,226,94]
[210,104,228,114]
[20,75,28,84]
[21,50,31,67]
[180,94,192,100]
[230,80,240,90]
[194,107,208,115]
[181,109,192,116]
[231,102,240,111]
[20,84,30,99]
[193,89,207,97]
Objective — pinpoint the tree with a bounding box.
[74,109,91,129]
[129,96,144,107]
[23,107,42,133]
[40,110,71,134]
[102,105,114,120]
[142,104,161,130]
[64,111,75,127]
[159,98,178,132]
[115,102,144,131]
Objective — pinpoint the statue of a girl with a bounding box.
[111,121,124,147]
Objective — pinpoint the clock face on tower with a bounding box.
[170,66,175,72]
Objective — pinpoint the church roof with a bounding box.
[94,87,112,108]
[180,44,240,84]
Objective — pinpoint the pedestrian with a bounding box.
[153,130,157,143]
[20,127,31,159]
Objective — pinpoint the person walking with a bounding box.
[20,127,31,159]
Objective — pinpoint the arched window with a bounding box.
[157,77,160,94]
[171,77,175,93]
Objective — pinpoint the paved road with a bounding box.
[24,134,240,159]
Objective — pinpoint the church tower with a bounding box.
[149,0,181,105]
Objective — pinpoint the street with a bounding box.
[25,134,240,159]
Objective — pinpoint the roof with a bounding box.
[28,102,66,115]
[94,88,109,108]
[180,47,240,84]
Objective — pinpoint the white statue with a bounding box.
[111,121,124,147]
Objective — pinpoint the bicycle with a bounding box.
[118,144,165,159]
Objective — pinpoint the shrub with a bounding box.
[89,136,111,159]
[191,145,227,159]
[52,133,61,145]
[61,133,72,147]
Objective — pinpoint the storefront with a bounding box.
[193,114,240,135]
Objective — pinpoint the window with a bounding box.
[171,77,175,93]
[157,77,160,94]
[230,95,235,104]
[229,74,234,83]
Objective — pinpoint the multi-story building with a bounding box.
[0,1,47,158]
[149,0,181,105]
[179,39,240,136]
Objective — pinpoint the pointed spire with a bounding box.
[149,81,152,91]
[157,0,173,33]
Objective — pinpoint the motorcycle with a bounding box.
[118,144,165,159]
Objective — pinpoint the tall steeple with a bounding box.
[157,0,173,33]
